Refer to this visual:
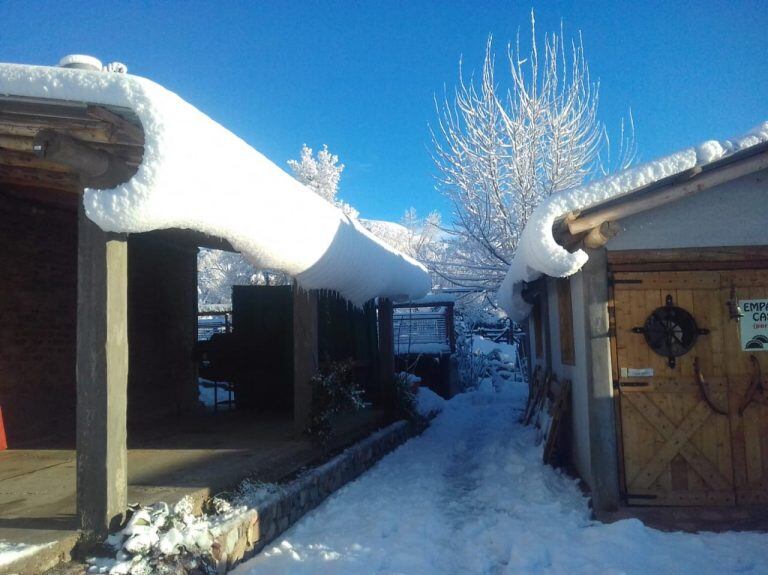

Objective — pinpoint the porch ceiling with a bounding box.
[0,96,144,199]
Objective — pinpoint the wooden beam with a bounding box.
[0,164,81,193]
[582,248,621,512]
[560,221,619,252]
[0,148,74,172]
[0,133,143,165]
[87,106,144,144]
[0,120,116,143]
[0,134,34,152]
[607,246,768,265]
[0,184,80,209]
[583,221,620,249]
[567,149,768,235]
[0,98,92,121]
[377,298,395,409]
[76,203,129,539]
[33,129,137,188]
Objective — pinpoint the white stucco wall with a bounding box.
[607,169,768,251]
[544,275,593,488]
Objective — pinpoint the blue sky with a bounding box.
[1,1,766,222]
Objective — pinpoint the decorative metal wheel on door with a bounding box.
[632,294,709,368]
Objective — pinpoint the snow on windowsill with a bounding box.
[498,121,768,320]
[0,63,430,305]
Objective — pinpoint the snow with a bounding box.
[0,63,430,304]
[0,540,53,568]
[498,121,768,319]
[87,497,243,574]
[394,341,450,355]
[359,219,411,250]
[230,365,768,574]
[416,386,445,417]
[472,335,518,365]
[407,292,458,305]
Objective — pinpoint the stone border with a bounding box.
[208,420,416,573]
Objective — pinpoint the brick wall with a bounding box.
[0,194,200,446]
[0,192,77,446]
[128,231,199,428]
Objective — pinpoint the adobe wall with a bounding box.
[0,193,77,446]
[544,275,593,488]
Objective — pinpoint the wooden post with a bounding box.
[582,248,621,512]
[446,303,456,353]
[76,202,129,539]
[293,285,318,432]
[378,298,395,408]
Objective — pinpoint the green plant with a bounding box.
[305,359,365,445]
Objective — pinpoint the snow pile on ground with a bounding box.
[416,386,445,417]
[472,335,518,366]
[0,63,430,304]
[0,539,53,568]
[86,496,243,574]
[498,120,768,319]
[231,371,768,574]
[469,336,521,390]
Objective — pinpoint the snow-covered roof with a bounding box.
[498,121,768,320]
[0,62,430,304]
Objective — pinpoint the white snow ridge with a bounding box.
[497,121,768,320]
[0,63,430,304]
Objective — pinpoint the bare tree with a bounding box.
[431,12,635,292]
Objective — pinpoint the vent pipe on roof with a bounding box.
[58,54,103,71]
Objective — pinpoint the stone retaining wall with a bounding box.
[209,420,416,573]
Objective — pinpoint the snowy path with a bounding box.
[232,382,768,575]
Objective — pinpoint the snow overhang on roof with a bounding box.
[497,121,768,321]
[0,63,430,304]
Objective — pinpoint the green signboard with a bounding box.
[740,299,768,351]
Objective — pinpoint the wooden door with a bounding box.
[613,271,735,505]
[720,270,768,504]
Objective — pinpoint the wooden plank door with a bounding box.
[613,271,735,505]
[720,270,768,504]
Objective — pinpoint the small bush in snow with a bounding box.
[305,359,366,446]
[393,372,427,427]
[90,497,220,575]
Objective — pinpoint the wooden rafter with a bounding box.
[0,96,144,196]
[86,105,144,144]
[0,164,81,193]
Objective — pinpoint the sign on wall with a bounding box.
[740,299,768,351]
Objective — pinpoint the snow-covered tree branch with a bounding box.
[288,144,358,218]
[431,12,635,294]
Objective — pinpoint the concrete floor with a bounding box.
[0,408,389,565]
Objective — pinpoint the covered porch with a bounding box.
[0,407,389,570]
[0,59,429,572]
